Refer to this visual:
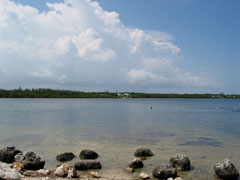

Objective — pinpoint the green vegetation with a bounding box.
[0,88,239,98]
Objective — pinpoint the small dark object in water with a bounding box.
[169,154,191,171]
[214,159,239,180]
[0,146,22,163]
[56,152,75,162]
[14,151,45,170]
[80,150,98,160]
[134,147,153,157]
[74,160,102,170]
[152,165,177,179]
[128,158,144,169]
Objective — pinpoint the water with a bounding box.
[0,98,240,180]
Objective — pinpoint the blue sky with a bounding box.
[1,0,240,93]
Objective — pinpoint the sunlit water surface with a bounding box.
[0,98,240,180]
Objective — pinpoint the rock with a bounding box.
[12,162,23,172]
[140,172,150,179]
[90,171,100,178]
[56,152,75,162]
[214,159,239,180]
[128,158,144,169]
[0,162,20,180]
[42,177,49,180]
[24,169,50,177]
[74,160,102,170]
[126,167,134,173]
[175,178,183,180]
[37,169,50,175]
[54,164,69,177]
[169,154,191,171]
[152,165,177,179]
[0,147,21,163]
[67,167,78,178]
[14,151,45,170]
[79,150,99,160]
[23,170,39,177]
[134,147,153,157]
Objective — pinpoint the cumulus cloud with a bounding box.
[0,0,212,91]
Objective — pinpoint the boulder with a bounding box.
[0,147,21,163]
[134,147,153,157]
[14,151,45,170]
[214,159,239,180]
[74,160,102,170]
[128,158,144,169]
[0,162,20,180]
[153,165,177,179]
[169,154,191,171]
[79,150,98,160]
[56,152,75,162]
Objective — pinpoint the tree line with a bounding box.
[0,88,239,98]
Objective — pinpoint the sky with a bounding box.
[0,0,239,93]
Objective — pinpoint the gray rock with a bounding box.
[0,162,20,180]
[128,158,144,169]
[134,147,153,157]
[169,154,191,171]
[56,152,75,162]
[0,147,21,163]
[152,165,177,179]
[14,151,45,170]
[79,150,98,160]
[214,159,239,180]
[74,160,102,170]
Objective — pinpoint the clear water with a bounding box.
[0,98,240,180]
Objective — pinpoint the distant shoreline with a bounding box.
[0,88,239,98]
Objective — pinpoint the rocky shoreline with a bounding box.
[0,146,239,180]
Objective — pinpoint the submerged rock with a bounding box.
[79,150,99,160]
[169,154,191,171]
[153,165,177,179]
[128,158,144,169]
[134,147,153,157]
[56,152,75,162]
[74,160,102,170]
[0,147,21,163]
[214,159,239,180]
[14,151,45,170]
[0,162,20,180]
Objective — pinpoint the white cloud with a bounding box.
[0,0,213,91]
[127,69,167,82]
[153,41,181,55]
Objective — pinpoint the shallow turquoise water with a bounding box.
[0,98,240,180]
